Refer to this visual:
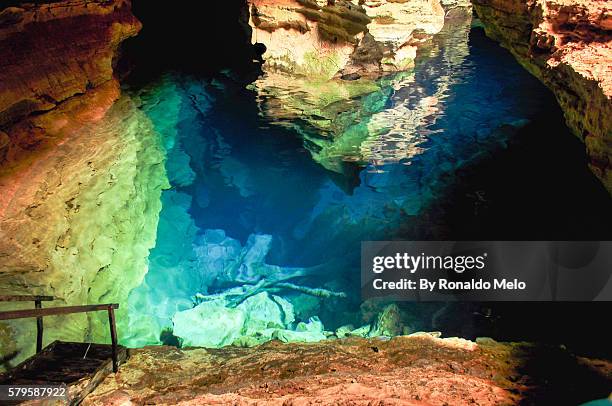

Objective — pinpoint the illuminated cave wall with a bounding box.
[0,80,168,366]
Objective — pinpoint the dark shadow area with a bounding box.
[0,341,126,384]
[513,344,611,405]
[423,302,612,359]
[0,351,19,371]
[121,0,261,82]
[405,27,612,241]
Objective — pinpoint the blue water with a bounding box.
[123,24,598,346]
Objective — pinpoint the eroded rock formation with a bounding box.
[0,0,163,369]
[0,81,168,367]
[248,2,474,175]
[472,0,612,192]
[0,0,140,129]
[247,0,470,77]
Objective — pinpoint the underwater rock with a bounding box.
[272,316,327,343]
[238,292,295,335]
[473,0,612,193]
[123,77,212,348]
[172,292,327,347]
[368,303,403,337]
[0,0,141,127]
[334,324,354,338]
[290,293,323,320]
[172,299,247,348]
[349,325,372,338]
[200,232,311,286]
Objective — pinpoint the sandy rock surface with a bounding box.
[83,335,612,405]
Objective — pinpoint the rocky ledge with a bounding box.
[83,334,612,405]
[0,0,141,128]
[473,0,612,192]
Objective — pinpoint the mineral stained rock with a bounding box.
[0,0,159,369]
[82,335,612,405]
[0,0,141,128]
[247,0,469,77]
[472,0,612,192]
[0,81,168,368]
[361,0,445,71]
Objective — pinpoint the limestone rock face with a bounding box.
[248,0,370,79]
[0,0,141,128]
[472,0,612,192]
[249,9,474,175]
[361,0,445,71]
[247,0,469,77]
[0,81,168,368]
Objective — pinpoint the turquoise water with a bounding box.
[122,24,608,347]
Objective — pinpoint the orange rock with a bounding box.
[81,335,612,405]
[0,0,141,128]
[473,0,612,193]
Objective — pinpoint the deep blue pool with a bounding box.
[122,23,612,347]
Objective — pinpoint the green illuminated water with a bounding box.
[121,24,611,348]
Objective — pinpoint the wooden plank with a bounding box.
[68,345,128,406]
[0,295,54,302]
[0,341,61,382]
[0,304,119,320]
[0,341,128,391]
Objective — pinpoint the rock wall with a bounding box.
[0,80,168,368]
[472,0,612,192]
[0,0,141,128]
[247,0,471,78]
[0,0,166,369]
[82,335,612,405]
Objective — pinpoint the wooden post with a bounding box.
[107,305,118,373]
[35,299,43,353]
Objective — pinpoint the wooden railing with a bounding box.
[0,296,120,372]
[0,295,53,353]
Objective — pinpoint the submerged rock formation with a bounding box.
[82,335,612,405]
[172,293,328,348]
[472,0,612,192]
[0,0,141,128]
